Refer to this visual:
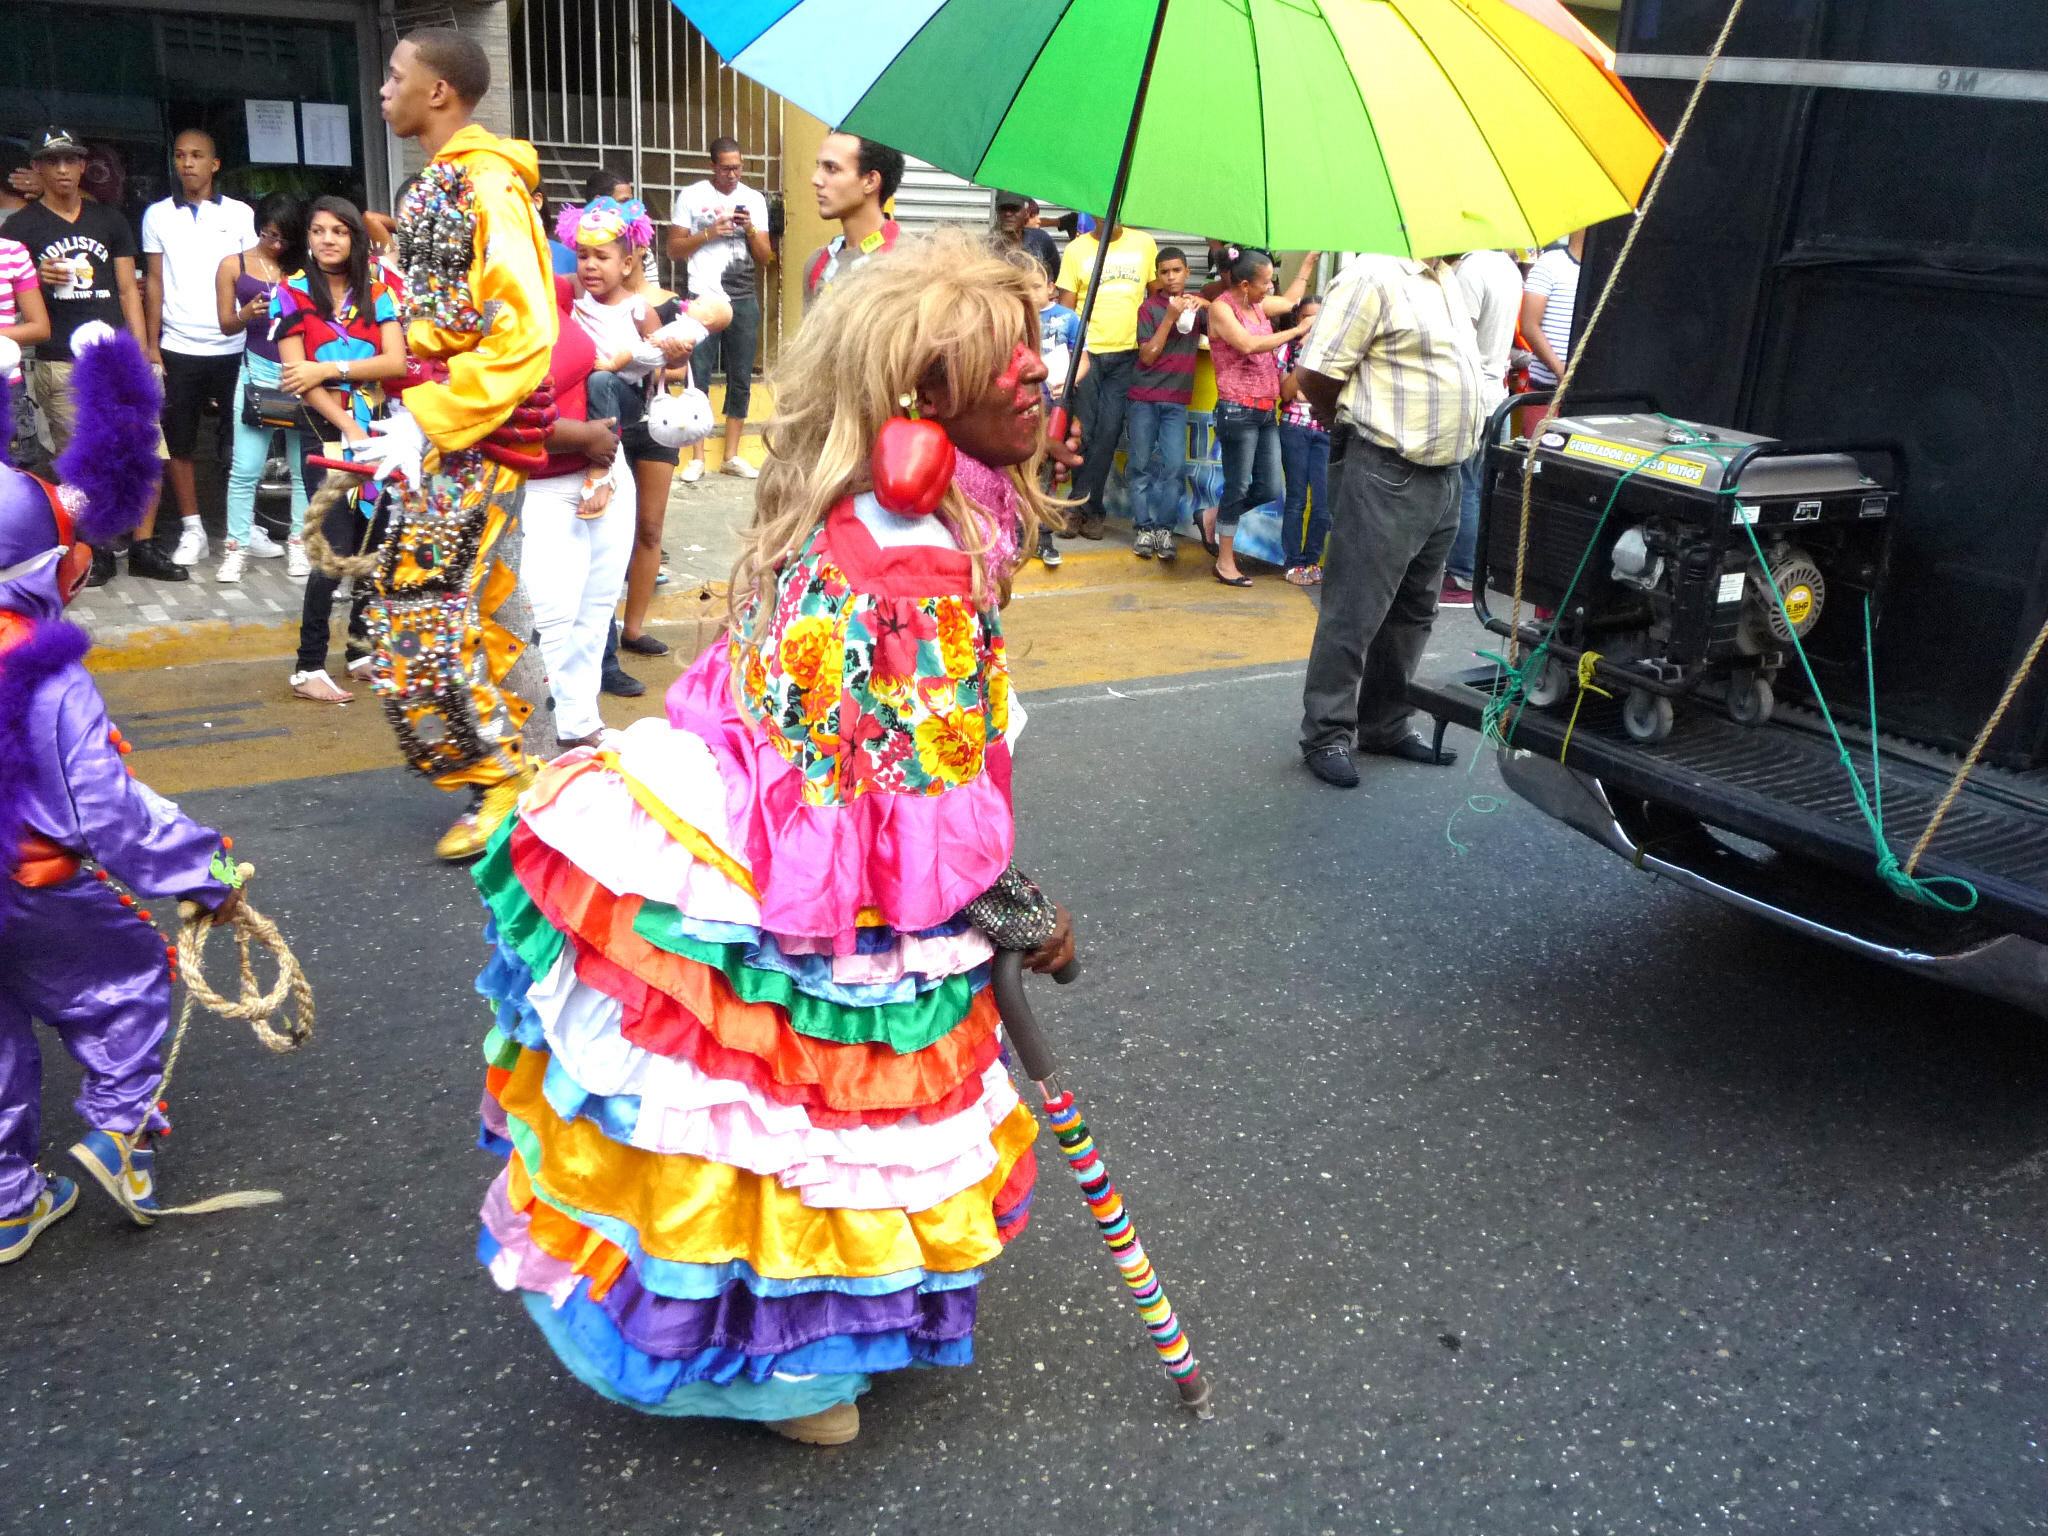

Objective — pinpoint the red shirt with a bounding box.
[538,275,599,480]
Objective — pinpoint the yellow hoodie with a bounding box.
[405,124,558,455]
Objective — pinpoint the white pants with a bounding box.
[519,458,634,742]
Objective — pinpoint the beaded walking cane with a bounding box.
[990,953,1214,1418]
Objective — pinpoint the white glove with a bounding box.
[351,405,427,485]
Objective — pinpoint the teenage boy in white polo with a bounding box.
[142,130,258,569]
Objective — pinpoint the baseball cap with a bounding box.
[994,190,1027,211]
[32,128,87,161]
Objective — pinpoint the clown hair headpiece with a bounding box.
[557,195,654,252]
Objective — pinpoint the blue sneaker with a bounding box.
[70,1128,160,1226]
[0,1177,79,1263]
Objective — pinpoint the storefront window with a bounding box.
[1,6,367,227]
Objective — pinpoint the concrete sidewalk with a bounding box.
[74,463,762,670]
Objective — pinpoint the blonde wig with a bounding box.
[730,227,1066,640]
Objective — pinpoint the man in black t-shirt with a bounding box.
[9,127,180,583]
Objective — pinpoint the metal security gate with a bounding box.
[511,0,785,338]
[891,158,993,236]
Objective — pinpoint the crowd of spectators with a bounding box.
[0,111,1584,790]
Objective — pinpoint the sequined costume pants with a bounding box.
[0,876,172,1216]
[362,451,553,793]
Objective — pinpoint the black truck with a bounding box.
[1410,0,2048,1013]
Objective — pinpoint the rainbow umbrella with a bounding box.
[677,0,1664,258]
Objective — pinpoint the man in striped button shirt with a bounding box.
[1291,254,1486,787]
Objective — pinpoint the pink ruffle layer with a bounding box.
[665,644,1014,950]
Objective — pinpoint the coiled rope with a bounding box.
[150,868,315,1215]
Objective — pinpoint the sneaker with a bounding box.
[618,631,670,657]
[129,541,190,582]
[680,458,705,484]
[70,1128,160,1226]
[171,520,209,566]
[0,1177,78,1264]
[216,543,247,584]
[767,1401,859,1446]
[721,456,759,479]
[285,537,310,580]
[244,527,286,559]
[1439,575,1474,607]
[290,668,353,704]
[601,664,646,698]
[1134,528,1156,559]
[1156,529,1178,562]
[1037,533,1062,569]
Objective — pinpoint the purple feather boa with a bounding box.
[0,371,12,471]
[56,334,163,548]
[0,617,90,886]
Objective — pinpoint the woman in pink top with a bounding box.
[1205,250,1311,585]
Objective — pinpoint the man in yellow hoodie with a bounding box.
[360,28,560,860]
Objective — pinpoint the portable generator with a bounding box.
[1475,407,1901,742]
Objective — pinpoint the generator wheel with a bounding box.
[1525,656,1573,709]
[1728,673,1774,727]
[1622,689,1675,744]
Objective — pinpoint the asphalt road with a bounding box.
[9,660,2048,1535]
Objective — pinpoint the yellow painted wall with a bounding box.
[777,106,832,345]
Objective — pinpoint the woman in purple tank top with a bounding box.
[1205,250,1313,586]
[212,193,307,581]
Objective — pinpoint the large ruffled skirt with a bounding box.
[471,645,1035,1420]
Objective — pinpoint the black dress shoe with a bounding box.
[128,541,190,582]
[600,664,646,698]
[1360,731,1458,766]
[618,631,670,657]
[86,546,117,588]
[1303,743,1361,788]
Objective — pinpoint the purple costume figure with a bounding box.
[0,326,242,1263]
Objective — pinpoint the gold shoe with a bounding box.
[475,767,535,841]
[765,1401,859,1445]
[434,812,486,863]
[435,767,534,863]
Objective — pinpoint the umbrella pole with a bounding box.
[1057,0,1172,409]
[991,953,1215,1420]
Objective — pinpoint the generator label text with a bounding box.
[1559,435,1710,487]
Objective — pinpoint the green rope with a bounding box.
[1663,419,1977,912]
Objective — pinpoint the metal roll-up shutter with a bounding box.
[890,158,995,236]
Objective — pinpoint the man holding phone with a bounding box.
[667,136,772,482]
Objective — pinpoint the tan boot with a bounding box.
[765,1401,859,1445]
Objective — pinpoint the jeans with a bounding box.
[689,291,760,422]
[295,459,387,675]
[1299,433,1462,752]
[522,460,635,740]
[1279,420,1331,570]
[1072,348,1138,522]
[1214,399,1282,536]
[1448,449,1485,585]
[226,354,309,545]
[585,369,647,442]
[1123,398,1187,531]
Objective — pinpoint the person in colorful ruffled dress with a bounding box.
[469,228,1076,1445]
[0,328,244,1262]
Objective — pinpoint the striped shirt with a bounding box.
[0,237,34,382]
[1297,257,1485,467]
[1523,247,1580,387]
